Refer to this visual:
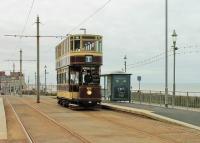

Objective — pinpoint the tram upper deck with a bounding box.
[56,34,103,68]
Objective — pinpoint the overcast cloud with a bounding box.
[0,0,200,89]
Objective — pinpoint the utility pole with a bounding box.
[172,30,178,107]
[4,15,67,102]
[124,55,127,73]
[36,15,40,103]
[35,72,37,90]
[44,65,47,95]
[13,63,15,72]
[165,0,168,108]
[13,62,16,95]
[19,49,22,97]
[28,76,30,95]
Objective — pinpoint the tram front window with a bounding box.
[82,67,100,85]
[83,41,95,51]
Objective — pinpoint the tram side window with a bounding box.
[70,41,73,51]
[65,72,68,83]
[57,73,61,84]
[70,71,79,85]
[74,40,80,51]
[61,74,63,84]
[99,41,102,52]
[57,74,59,84]
[61,73,63,84]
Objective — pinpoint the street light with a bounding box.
[165,0,169,108]
[124,55,127,73]
[172,30,178,107]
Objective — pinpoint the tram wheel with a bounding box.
[57,99,61,105]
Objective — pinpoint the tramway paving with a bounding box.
[3,97,29,143]
[6,96,91,143]
[6,95,200,143]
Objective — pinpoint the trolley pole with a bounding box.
[165,0,168,108]
[19,49,22,97]
[36,15,40,103]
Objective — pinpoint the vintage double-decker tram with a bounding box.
[55,34,103,107]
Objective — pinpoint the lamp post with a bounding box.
[172,30,178,107]
[124,55,127,73]
[165,0,169,108]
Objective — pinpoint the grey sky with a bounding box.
[0,0,200,87]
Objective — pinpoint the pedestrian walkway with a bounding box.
[103,101,200,127]
[0,97,7,140]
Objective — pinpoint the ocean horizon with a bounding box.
[132,83,200,93]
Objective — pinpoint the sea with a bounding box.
[132,83,200,96]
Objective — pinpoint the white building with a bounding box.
[0,71,26,95]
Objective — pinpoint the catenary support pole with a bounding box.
[20,49,22,97]
[36,16,40,103]
[165,0,168,108]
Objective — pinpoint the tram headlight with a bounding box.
[86,88,92,95]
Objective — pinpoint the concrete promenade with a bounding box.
[0,97,7,140]
[103,101,200,127]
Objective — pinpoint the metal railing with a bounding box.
[131,90,200,110]
[24,84,57,96]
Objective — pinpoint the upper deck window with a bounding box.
[96,40,102,52]
[70,41,73,51]
[83,41,96,51]
[74,40,80,51]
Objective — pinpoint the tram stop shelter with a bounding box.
[101,71,131,102]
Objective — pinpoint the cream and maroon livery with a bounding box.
[55,34,103,107]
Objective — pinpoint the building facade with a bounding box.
[0,71,26,95]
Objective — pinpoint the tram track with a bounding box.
[5,97,35,143]
[27,97,184,143]
[7,96,200,143]
[38,98,183,143]
[6,96,91,143]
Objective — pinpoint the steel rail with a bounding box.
[17,97,92,143]
[6,97,35,143]
[42,98,181,143]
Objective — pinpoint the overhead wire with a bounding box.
[21,0,35,35]
[127,45,200,69]
[67,0,111,34]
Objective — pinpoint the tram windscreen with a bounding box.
[82,67,100,85]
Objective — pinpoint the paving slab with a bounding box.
[0,97,7,140]
[102,102,200,129]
